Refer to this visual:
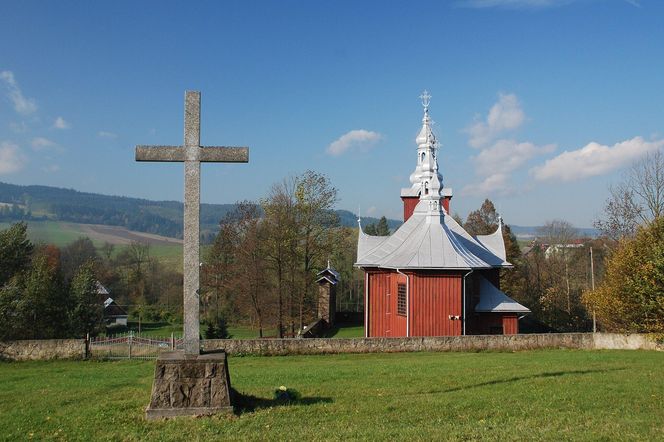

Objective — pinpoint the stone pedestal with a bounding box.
[145,351,233,420]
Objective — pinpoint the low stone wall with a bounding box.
[592,333,662,350]
[0,339,86,361]
[203,333,662,356]
[1,333,660,361]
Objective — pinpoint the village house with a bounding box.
[356,92,529,337]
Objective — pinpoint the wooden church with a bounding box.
[356,92,529,337]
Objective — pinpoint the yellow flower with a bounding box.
[279,386,287,391]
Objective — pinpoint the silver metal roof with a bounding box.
[475,275,530,313]
[356,200,511,270]
[474,220,508,264]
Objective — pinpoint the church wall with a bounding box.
[410,271,462,336]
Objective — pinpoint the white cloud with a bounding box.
[462,93,553,196]
[0,141,26,174]
[474,139,555,176]
[459,0,572,9]
[0,71,37,115]
[98,131,118,138]
[31,137,57,150]
[531,136,664,182]
[466,93,525,148]
[53,116,70,129]
[327,129,382,156]
[461,173,514,197]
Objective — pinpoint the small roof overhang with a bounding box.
[475,275,530,313]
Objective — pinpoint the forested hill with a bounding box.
[0,182,399,239]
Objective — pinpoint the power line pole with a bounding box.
[590,247,596,333]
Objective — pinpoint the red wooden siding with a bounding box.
[502,315,518,335]
[365,269,518,337]
[401,197,419,222]
[410,272,462,337]
[442,196,451,213]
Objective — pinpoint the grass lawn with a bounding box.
[1,350,663,441]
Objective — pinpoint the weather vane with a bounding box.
[420,90,431,110]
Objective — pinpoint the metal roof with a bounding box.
[356,200,511,270]
[474,219,508,264]
[475,275,530,313]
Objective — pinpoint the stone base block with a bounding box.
[145,350,233,420]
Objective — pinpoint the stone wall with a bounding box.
[1,333,661,361]
[0,339,86,361]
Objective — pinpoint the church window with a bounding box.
[397,283,406,316]
[421,152,425,162]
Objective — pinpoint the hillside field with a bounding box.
[0,220,183,269]
[0,350,662,441]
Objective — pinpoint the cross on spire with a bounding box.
[420,90,431,110]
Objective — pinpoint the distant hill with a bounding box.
[510,225,599,239]
[0,182,402,240]
[1,182,598,241]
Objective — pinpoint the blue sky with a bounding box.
[1,0,662,227]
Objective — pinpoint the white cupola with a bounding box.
[402,91,445,201]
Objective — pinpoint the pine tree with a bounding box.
[0,222,34,286]
[70,261,104,337]
[375,216,390,236]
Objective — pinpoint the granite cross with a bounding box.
[135,91,249,356]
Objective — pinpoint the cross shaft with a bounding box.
[135,91,248,355]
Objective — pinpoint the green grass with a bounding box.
[0,221,89,247]
[1,350,662,441]
[321,324,364,338]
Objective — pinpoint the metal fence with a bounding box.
[89,331,183,360]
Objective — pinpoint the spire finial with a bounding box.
[420,90,431,111]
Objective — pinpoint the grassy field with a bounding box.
[0,350,662,441]
[1,220,184,270]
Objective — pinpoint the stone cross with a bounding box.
[135,91,248,355]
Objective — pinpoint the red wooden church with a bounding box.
[356,92,529,337]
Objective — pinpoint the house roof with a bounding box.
[356,200,511,270]
[475,275,530,313]
[103,297,128,317]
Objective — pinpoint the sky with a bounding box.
[1,0,663,228]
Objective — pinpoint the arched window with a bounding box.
[424,181,429,195]
[421,152,425,163]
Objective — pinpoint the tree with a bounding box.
[583,217,664,333]
[375,217,390,236]
[294,170,339,330]
[464,199,499,236]
[261,177,298,337]
[70,261,104,337]
[60,237,98,282]
[0,255,68,339]
[595,150,664,241]
[362,217,391,236]
[0,222,33,286]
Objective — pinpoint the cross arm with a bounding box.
[135,146,248,163]
[199,146,249,163]
[135,145,184,162]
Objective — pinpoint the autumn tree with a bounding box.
[464,199,499,236]
[595,150,664,241]
[294,170,339,330]
[261,177,298,337]
[583,216,664,333]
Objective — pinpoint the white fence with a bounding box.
[89,331,183,360]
